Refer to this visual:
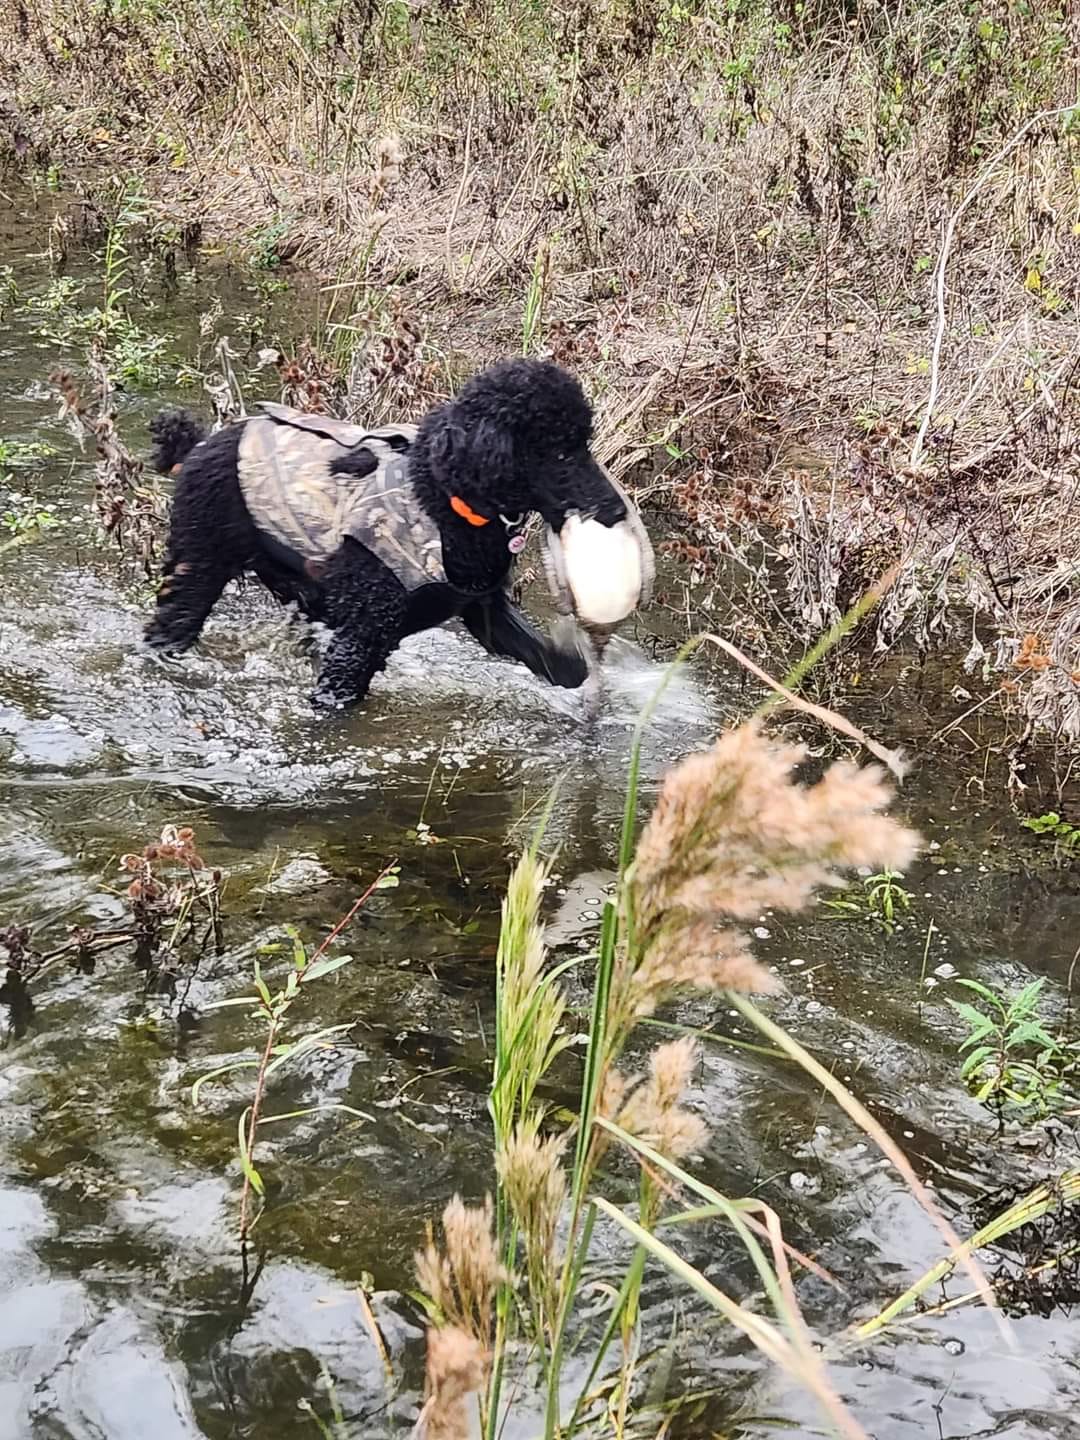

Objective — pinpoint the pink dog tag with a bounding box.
[508,533,526,554]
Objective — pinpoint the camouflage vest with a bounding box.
[236,402,446,590]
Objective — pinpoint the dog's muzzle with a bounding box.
[541,469,654,637]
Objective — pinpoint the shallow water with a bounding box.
[2,183,1080,1439]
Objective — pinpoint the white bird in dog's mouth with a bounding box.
[542,464,655,663]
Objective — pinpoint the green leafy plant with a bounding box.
[0,266,17,320]
[1022,811,1080,855]
[35,275,85,318]
[948,977,1078,1122]
[100,177,146,331]
[0,439,58,467]
[192,862,398,1240]
[1,490,60,535]
[865,869,913,927]
[25,179,170,386]
[247,215,293,271]
[109,325,171,384]
[824,868,913,930]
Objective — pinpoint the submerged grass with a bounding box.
[861,1168,1080,1339]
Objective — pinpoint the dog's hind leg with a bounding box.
[311,623,403,709]
[145,421,252,654]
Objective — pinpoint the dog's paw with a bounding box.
[548,650,590,689]
[142,628,191,660]
[309,686,350,712]
[544,616,593,689]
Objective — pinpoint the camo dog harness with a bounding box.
[237,402,445,590]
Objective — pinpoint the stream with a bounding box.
[2,182,1079,1439]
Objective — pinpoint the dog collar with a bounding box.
[450,494,526,553]
[449,494,490,527]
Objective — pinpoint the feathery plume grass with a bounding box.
[419,1325,485,1440]
[421,626,928,1438]
[612,1037,708,1164]
[492,851,571,1133]
[619,719,919,1030]
[496,1114,566,1338]
[415,1195,504,1351]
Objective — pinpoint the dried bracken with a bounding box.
[117,823,223,978]
[343,301,439,429]
[0,822,224,1027]
[267,340,339,415]
[50,363,167,574]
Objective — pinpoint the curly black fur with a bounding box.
[145,358,624,710]
[149,409,208,474]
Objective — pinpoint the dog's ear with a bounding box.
[429,410,515,496]
[460,417,514,491]
[426,413,461,480]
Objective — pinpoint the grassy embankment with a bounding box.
[3,0,1079,737]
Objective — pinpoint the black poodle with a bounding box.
[145,358,651,710]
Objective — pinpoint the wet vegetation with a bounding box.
[1,2,1080,1437]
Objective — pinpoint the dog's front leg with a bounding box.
[312,541,409,711]
[461,594,590,689]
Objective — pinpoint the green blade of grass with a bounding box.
[190,1058,260,1107]
[858,1168,1080,1338]
[728,993,1008,1345]
[593,1199,866,1440]
[595,1117,790,1322]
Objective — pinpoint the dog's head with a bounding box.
[422,358,652,627]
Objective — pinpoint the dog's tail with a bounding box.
[148,409,208,475]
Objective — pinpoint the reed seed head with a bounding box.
[414,1194,504,1347]
[421,1324,484,1440]
[628,721,919,1011]
[615,1038,709,1162]
[496,1117,566,1279]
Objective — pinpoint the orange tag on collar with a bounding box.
[450,494,491,527]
